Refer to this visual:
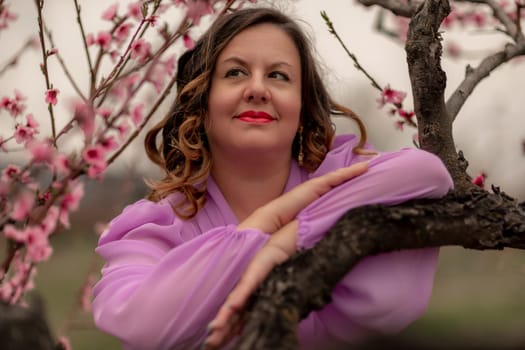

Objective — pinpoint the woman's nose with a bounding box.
[243,75,271,103]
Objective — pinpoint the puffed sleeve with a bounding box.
[296,139,454,349]
[92,199,269,350]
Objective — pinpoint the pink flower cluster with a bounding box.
[377,85,416,132]
[472,172,486,188]
[0,4,17,30]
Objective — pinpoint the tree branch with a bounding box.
[446,42,525,120]
[357,0,418,17]
[233,189,525,349]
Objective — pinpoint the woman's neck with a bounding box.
[211,153,292,222]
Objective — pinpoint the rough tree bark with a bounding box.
[231,0,525,348]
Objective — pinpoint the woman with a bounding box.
[92,7,453,350]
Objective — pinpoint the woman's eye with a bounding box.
[225,68,246,78]
[269,71,289,81]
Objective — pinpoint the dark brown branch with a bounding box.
[233,189,525,349]
[405,0,473,194]
[446,42,525,120]
[357,0,418,17]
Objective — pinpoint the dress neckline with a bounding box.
[206,160,305,225]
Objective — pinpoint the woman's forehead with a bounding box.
[216,23,300,65]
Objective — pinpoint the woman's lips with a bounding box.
[236,111,274,124]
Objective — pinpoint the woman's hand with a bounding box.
[238,161,369,234]
[203,220,298,349]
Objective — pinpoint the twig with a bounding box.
[44,26,87,102]
[107,70,178,165]
[0,37,34,78]
[34,0,57,146]
[73,0,95,93]
[446,42,525,120]
[321,11,383,91]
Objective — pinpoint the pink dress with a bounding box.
[92,134,453,349]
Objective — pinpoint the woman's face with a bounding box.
[207,23,302,161]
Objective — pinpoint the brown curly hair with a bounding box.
[145,7,368,219]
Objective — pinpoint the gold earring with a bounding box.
[298,125,304,166]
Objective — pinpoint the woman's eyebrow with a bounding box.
[219,56,293,69]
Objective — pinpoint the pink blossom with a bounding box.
[398,108,415,120]
[184,0,213,25]
[183,33,195,49]
[472,173,486,188]
[445,41,461,58]
[82,145,108,179]
[115,22,133,43]
[82,145,106,166]
[45,88,59,105]
[116,120,131,141]
[395,121,404,131]
[377,85,407,107]
[164,55,176,76]
[469,12,487,27]
[87,161,107,180]
[442,11,457,28]
[97,107,113,119]
[13,114,40,144]
[130,38,151,63]
[14,89,26,101]
[100,135,119,152]
[14,125,35,144]
[148,65,165,93]
[27,139,55,164]
[4,225,26,242]
[86,33,95,46]
[57,336,72,350]
[146,15,158,27]
[61,181,84,213]
[26,232,52,262]
[26,113,39,129]
[131,103,145,126]
[102,3,119,21]
[52,153,71,175]
[128,2,143,20]
[40,206,59,235]
[0,5,18,30]
[48,47,58,56]
[1,95,26,117]
[95,31,113,50]
[2,164,20,181]
[11,191,35,221]
[74,102,95,139]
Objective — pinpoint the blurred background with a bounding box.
[1,0,524,348]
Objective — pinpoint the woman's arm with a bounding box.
[296,148,453,348]
[92,199,270,350]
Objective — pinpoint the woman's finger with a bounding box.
[205,308,240,348]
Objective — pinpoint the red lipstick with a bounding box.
[236,111,274,124]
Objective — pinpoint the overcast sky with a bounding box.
[1,0,524,198]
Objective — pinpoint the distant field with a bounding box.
[33,229,525,349]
